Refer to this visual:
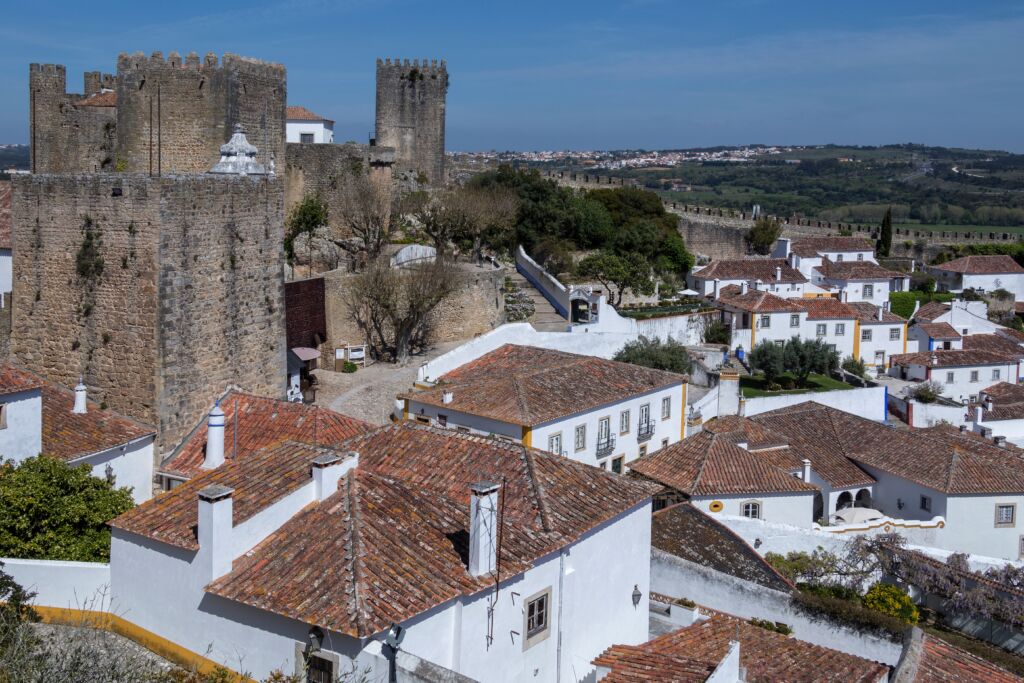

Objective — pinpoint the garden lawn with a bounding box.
[740,372,852,398]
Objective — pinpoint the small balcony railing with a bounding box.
[637,421,655,442]
[596,435,616,458]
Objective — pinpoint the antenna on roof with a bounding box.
[232,397,238,461]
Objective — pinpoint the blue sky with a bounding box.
[1,0,1022,151]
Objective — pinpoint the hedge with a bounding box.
[889,291,954,319]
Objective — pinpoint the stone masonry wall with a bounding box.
[11,174,286,453]
[29,64,116,173]
[375,58,447,185]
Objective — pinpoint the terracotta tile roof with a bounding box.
[76,91,117,107]
[846,301,906,324]
[972,382,1024,421]
[115,423,658,636]
[652,503,794,592]
[716,285,805,313]
[594,614,889,682]
[790,237,876,257]
[694,259,807,284]
[796,297,857,320]
[42,382,156,462]
[932,255,1024,275]
[628,429,819,496]
[400,344,685,427]
[998,327,1024,343]
[917,323,962,340]
[287,105,333,123]
[890,349,1018,369]
[815,259,902,281]
[702,415,790,451]
[0,363,44,396]
[159,392,373,479]
[962,333,1024,358]
[914,301,951,323]
[900,631,1022,682]
[0,180,10,250]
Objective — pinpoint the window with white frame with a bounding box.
[741,501,762,519]
[816,324,826,337]
[863,284,874,298]
[619,409,630,434]
[970,370,979,383]
[574,424,586,451]
[945,372,954,384]
[760,315,771,328]
[300,133,315,144]
[889,328,900,341]
[790,314,799,327]
[835,323,845,336]
[548,433,562,455]
[523,588,552,649]
[996,504,1016,528]
[661,396,671,420]
[993,369,1001,381]
[862,328,872,341]
[857,253,864,261]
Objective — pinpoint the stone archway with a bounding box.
[855,489,872,508]
[836,491,853,511]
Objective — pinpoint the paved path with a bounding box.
[507,270,569,332]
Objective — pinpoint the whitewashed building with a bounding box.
[773,236,878,279]
[928,255,1024,299]
[811,260,910,305]
[889,349,1020,403]
[847,302,908,370]
[108,422,655,682]
[286,105,334,144]
[911,299,1005,337]
[689,259,807,299]
[399,344,688,472]
[713,284,808,352]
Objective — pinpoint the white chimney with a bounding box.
[713,278,720,298]
[912,300,921,316]
[312,451,359,501]
[755,279,763,291]
[740,281,748,295]
[986,397,994,411]
[975,405,984,425]
[197,484,234,580]
[801,459,812,483]
[442,390,454,405]
[73,378,88,414]
[877,306,883,322]
[775,266,782,281]
[469,481,500,577]
[204,401,226,469]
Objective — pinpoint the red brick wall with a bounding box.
[285,276,326,350]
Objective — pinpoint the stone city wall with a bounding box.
[11,173,286,452]
[29,64,116,174]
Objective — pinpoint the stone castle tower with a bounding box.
[375,58,447,185]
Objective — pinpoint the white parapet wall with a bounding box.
[515,245,571,318]
[1,557,111,610]
[743,385,888,421]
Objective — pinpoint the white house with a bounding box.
[794,297,857,360]
[689,258,807,299]
[967,382,1024,445]
[847,302,908,370]
[773,236,877,279]
[286,105,334,144]
[907,322,963,352]
[399,344,688,472]
[0,364,156,503]
[928,255,1024,299]
[911,299,1005,337]
[811,260,910,305]
[713,284,808,353]
[889,349,1020,403]
[108,421,655,682]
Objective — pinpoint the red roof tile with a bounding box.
[42,382,155,462]
[628,430,819,496]
[0,180,10,250]
[401,344,685,427]
[846,301,906,324]
[716,285,805,313]
[914,301,952,323]
[815,259,902,281]
[796,297,857,320]
[287,105,333,123]
[0,363,43,395]
[917,323,962,340]
[890,349,1018,369]
[903,631,1022,682]
[594,614,889,682]
[695,259,807,284]
[76,91,117,107]
[972,382,1024,421]
[790,237,876,257]
[932,255,1024,275]
[159,392,373,479]
[962,333,1024,358]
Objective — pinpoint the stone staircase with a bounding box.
[507,270,568,332]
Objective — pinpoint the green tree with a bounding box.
[0,457,135,562]
[576,252,654,306]
[782,338,839,387]
[878,207,893,257]
[284,193,329,259]
[749,340,786,385]
[745,216,782,255]
[613,336,692,374]
[841,355,868,379]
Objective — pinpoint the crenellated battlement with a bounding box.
[376,57,448,74]
[116,51,285,78]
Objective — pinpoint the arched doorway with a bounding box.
[813,492,824,524]
[855,489,872,508]
[836,491,853,511]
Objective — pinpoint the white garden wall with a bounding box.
[0,557,111,610]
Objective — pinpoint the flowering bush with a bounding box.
[863,583,918,624]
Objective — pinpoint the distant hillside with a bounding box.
[0,145,29,171]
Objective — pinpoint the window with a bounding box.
[619,409,630,434]
[456,426,470,434]
[816,324,826,337]
[305,653,337,683]
[920,495,932,513]
[863,284,874,298]
[862,328,873,342]
[414,415,430,425]
[1020,536,1024,561]
[599,460,607,470]
[836,254,844,262]
[523,588,552,649]
[741,501,762,519]
[300,133,314,144]
[437,414,448,427]
[760,315,771,328]
[548,433,562,455]
[0,404,6,429]
[996,504,1016,528]
[611,455,625,474]
[661,397,671,420]
[790,314,800,327]
[993,369,1002,381]
[597,417,611,449]
[774,339,784,347]
[945,372,954,385]
[639,403,651,427]
[970,370,979,383]
[835,323,845,336]
[574,424,586,451]
[889,328,900,341]
[639,444,648,458]
[857,253,864,261]
[661,438,669,449]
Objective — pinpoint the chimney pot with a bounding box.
[975,405,984,425]
[775,266,782,281]
[73,378,88,414]
[801,458,812,483]
[312,450,359,501]
[959,424,967,433]
[204,401,226,469]
[469,481,500,577]
[442,390,454,405]
[985,398,994,412]
[197,484,234,580]
[740,281,748,295]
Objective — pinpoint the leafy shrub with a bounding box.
[749,340,785,384]
[792,589,905,640]
[863,583,919,624]
[889,291,954,318]
[745,216,782,255]
[749,617,793,636]
[842,355,867,379]
[284,193,329,260]
[702,319,730,345]
[911,380,945,404]
[341,361,358,373]
[614,336,691,374]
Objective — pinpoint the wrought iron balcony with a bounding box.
[596,435,616,458]
[637,421,655,442]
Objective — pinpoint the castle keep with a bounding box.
[375,58,448,185]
